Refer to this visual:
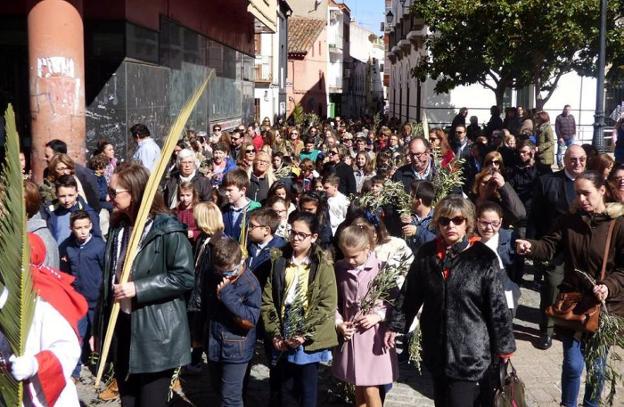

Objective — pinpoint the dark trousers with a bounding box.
[208,361,248,407]
[539,262,565,336]
[269,358,319,407]
[114,313,174,407]
[433,375,480,407]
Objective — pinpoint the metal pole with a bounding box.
[592,0,608,152]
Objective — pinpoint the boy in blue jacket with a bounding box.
[247,208,287,289]
[204,236,261,406]
[221,169,261,242]
[59,210,106,379]
[44,175,101,244]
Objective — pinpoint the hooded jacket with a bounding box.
[261,245,338,352]
[526,203,624,317]
[27,213,60,269]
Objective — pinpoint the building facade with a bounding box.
[254,0,292,126]
[286,17,327,117]
[0,0,276,180]
[344,22,385,118]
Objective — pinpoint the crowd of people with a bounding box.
[8,105,624,407]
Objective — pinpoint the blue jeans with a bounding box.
[208,361,248,407]
[72,307,95,378]
[561,335,606,407]
[557,137,574,167]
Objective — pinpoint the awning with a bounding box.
[248,0,277,33]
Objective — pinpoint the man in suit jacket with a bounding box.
[529,144,586,349]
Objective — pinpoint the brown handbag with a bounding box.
[545,219,616,333]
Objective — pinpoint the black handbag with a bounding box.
[493,360,527,407]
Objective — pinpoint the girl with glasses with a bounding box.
[386,196,516,407]
[261,211,338,407]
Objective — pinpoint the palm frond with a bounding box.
[0,105,36,406]
[95,72,214,386]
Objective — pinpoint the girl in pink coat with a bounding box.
[333,222,399,406]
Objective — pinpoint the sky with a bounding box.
[347,0,384,35]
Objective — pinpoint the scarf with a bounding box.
[435,235,481,280]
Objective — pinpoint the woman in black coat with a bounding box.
[386,196,516,407]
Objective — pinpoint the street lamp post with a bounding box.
[592,0,608,152]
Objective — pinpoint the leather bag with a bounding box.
[545,219,616,333]
[493,360,527,407]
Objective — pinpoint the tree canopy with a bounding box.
[410,0,624,108]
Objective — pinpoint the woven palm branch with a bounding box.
[0,105,36,406]
[95,73,213,386]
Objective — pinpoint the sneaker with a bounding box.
[99,378,119,401]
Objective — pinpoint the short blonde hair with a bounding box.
[193,202,224,235]
[432,195,476,235]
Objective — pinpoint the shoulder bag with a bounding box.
[545,219,616,333]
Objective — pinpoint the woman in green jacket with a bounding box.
[262,211,338,407]
[536,110,555,167]
[98,162,194,407]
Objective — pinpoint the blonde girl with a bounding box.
[334,223,398,407]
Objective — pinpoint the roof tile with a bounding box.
[288,17,325,55]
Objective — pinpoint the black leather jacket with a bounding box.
[97,214,194,374]
[389,240,516,381]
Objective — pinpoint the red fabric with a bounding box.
[176,206,200,242]
[28,234,88,337]
[441,150,456,168]
[252,134,264,151]
[34,350,65,406]
[435,235,481,280]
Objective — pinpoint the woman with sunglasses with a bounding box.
[237,141,256,171]
[386,195,516,407]
[429,128,455,168]
[97,162,194,407]
[261,211,338,407]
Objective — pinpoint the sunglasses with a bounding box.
[108,187,128,198]
[438,216,466,226]
[245,149,256,154]
[328,151,338,155]
[488,160,502,165]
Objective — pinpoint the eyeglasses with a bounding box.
[108,187,129,198]
[291,132,299,136]
[289,230,313,240]
[410,152,428,158]
[231,136,241,141]
[214,128,221,132]
[249,223,267,230]
[478,219,501,228]
[438,216,466,226]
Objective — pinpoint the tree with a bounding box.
[410,0,624,109]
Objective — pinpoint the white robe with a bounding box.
[23,298,81,406]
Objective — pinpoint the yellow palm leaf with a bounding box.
[95,72,214,386]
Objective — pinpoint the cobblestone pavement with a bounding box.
[77,271,624,406]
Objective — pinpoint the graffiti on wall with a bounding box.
[31,56,82,116]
